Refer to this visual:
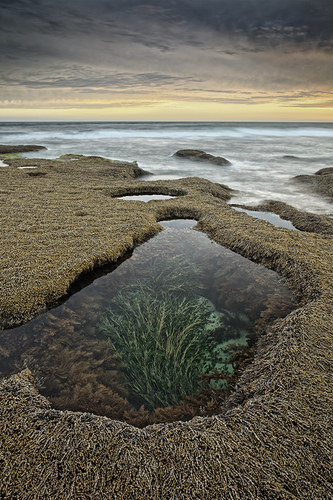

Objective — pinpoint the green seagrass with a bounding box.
[97,256,225,410]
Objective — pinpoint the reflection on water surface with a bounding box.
[117,194,175,202]
[0,219,295,424]
[233,207,297,230]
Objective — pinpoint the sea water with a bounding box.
[0,121,333,214]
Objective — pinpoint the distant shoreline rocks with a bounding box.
[0,145,47,154]
[174,149,231,166]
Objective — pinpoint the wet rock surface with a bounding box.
[0,144,47,154]
[290,167,333,201]
[174,149,231,165]
[1,154,333,499]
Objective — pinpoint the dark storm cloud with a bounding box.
[0,65,200,90]
[185,0,333,45]
[1,0,333,48]
[1,0,332,108]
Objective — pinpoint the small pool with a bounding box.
[233,207,297,230]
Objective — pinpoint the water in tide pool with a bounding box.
[0,220,295,418]
[1,121,333,214]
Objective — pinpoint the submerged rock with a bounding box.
[174,149,231,166]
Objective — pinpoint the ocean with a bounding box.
[1,121,333,214]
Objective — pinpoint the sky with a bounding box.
[0,0,333,121]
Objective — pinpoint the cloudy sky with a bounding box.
[1,0,333,120]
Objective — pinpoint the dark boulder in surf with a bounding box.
[0,145,47,154]
[174,149,231,166]
[290,167,333,200]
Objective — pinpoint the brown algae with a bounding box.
[1,155,333,499]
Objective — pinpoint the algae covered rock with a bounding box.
[232,200,333,234]
[314,167,333,176]
[174,149,231,166]
[0,144,46,154]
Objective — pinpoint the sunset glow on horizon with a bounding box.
[1,101,333,122]
[1,1,333,122]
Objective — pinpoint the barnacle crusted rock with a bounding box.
[0,155,332,499]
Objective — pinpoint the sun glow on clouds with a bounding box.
[0,96,332,122]
[1,59,332,120]
[1,78,333,122]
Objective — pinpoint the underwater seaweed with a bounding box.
[97,256,230,410]
[118,255,205,298]
[98,290,221,410]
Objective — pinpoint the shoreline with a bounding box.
[1,153,333,498]
[2,120,333,215]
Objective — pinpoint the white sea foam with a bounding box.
[236,127,333,138]
[1,121,333,214]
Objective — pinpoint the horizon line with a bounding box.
[1,119,333,124]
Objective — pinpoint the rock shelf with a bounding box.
[0,155,332,499]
